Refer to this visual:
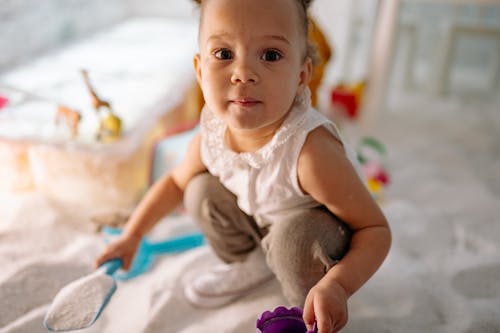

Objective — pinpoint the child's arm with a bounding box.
[297,126,391,332]
[95,133,206,269]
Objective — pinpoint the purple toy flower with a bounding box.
[256,306,317,333]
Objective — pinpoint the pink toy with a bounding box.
[0,95,8,110]
[256,306,317,333]
[362,160,390,185]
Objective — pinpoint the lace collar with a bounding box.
[201,104,310,169]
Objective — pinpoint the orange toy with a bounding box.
[55,105,82,138]
[308,18,332,107]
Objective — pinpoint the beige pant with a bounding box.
[184,173,351,306]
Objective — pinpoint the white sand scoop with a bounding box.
[43,259,122,331]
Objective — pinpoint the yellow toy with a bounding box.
[97,110,122,143]
[81,69,122,142]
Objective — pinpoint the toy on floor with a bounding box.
[256,306,317,333]
[330,80,366,120]
[101,227,205,280]
[0,95,8,109]
[81,69,122,143]
[54,105,81,138]
[356,136,390,200]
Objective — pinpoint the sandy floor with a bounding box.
[1,93,499,332]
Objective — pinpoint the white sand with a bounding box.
[0,93,499,332]
[44,270,115,331]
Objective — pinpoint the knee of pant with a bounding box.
[264,216,314,273]
[184,173,217,219]
[264,209,351,277]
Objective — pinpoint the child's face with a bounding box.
[194,0,312,133]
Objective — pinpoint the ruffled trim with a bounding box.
[201,105,310,170]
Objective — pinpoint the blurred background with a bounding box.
[1,0,499,107]
[1,1,500,333]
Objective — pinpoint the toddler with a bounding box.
[96,0,391,331]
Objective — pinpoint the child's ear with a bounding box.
[193,53,202,85]
[299,56,313,87]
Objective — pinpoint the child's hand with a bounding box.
[94,233,142,271]
[303,279,349,332]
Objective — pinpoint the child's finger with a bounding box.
[96,250,114,268]
[316,314,333,333]
[122,255,134,271]
[94,254,108,269]
[95,247,119,269]
[331,310,348,332]
[302,293,316,330]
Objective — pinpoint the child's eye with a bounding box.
[261,50,282,62]
[214,49,233,60]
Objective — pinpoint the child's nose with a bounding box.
[231,60,258,84]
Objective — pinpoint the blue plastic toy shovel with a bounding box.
[101,227,205,280]
[43,231,204,331]
[43,258,122,332]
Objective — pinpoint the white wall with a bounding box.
[0,0,354,75]
[310,0,351,86]
[128,0,198,18]
[0,0,131,71]
[309,0,380,109]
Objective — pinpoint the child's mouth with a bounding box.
[232,98,261,107]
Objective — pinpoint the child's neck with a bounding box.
[225,127,276,153]
[223,109,291,153]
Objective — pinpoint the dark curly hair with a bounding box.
[192,0,317,62]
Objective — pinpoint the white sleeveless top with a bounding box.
[200,104,362,227]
